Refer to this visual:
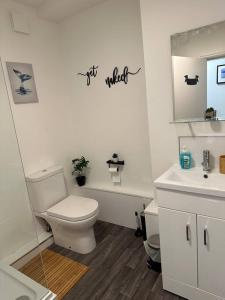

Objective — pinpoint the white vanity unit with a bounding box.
[155,165,225,300]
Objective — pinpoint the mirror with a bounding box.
[171,20,225,122]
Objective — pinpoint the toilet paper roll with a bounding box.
[112,173,121,183]
[109,167,119,173]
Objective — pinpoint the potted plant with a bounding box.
[72,156,89,186]
[112,153,119,163]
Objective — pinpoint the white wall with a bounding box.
[0,0,73,260]
[60,0,152,194]
[140,0,225,181]
[0,0,72,185]
[0,60,38,264]
[172,20,225,58]
[0,0,153,234]
[207,57,225,119]
[180,136,225,170]
[2,0,225,236]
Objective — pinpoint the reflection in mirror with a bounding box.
[171,20,225,122]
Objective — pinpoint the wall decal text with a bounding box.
[77,65,98,86]
[105,66,141,88]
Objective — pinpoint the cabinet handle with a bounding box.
[186,224,190,241]
[204,228,208,246]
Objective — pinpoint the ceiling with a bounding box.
[13,0,107,22]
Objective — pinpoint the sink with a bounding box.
[154,164,225,198]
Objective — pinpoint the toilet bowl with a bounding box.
[26,166,99,254]
[46,213,97,254]
[44,195,98,254]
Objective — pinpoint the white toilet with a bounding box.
[26,165,99,254]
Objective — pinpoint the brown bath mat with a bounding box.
[20,249,89,299]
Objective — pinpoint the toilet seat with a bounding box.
[46,195,99,222]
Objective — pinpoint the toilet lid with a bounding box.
[46,195,99,222]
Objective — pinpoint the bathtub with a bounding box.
[0,261,56,300]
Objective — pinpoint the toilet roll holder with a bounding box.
[107,154,124,184]
[106,153,125,169]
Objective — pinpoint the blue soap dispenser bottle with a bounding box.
[180,145,192,169]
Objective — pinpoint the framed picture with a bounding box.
[6,62,38,104]
[217,64,225,84]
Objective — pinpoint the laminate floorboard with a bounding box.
[49,221,186,300]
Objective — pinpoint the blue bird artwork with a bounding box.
[13,68,32,95]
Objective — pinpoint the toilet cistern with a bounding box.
[26,165,99,254]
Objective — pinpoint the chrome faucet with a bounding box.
[202,150,210,172]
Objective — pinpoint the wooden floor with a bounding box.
[20,249,88,300]
[49,221,185,300]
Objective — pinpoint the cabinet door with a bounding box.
[159,208,197,287]
[198,215,225,297]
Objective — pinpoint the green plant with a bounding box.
[72,156,89,177]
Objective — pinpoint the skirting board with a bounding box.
[163,275,225,300]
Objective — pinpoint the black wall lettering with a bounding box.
[105,66,141,88]
[77,65,98,86]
